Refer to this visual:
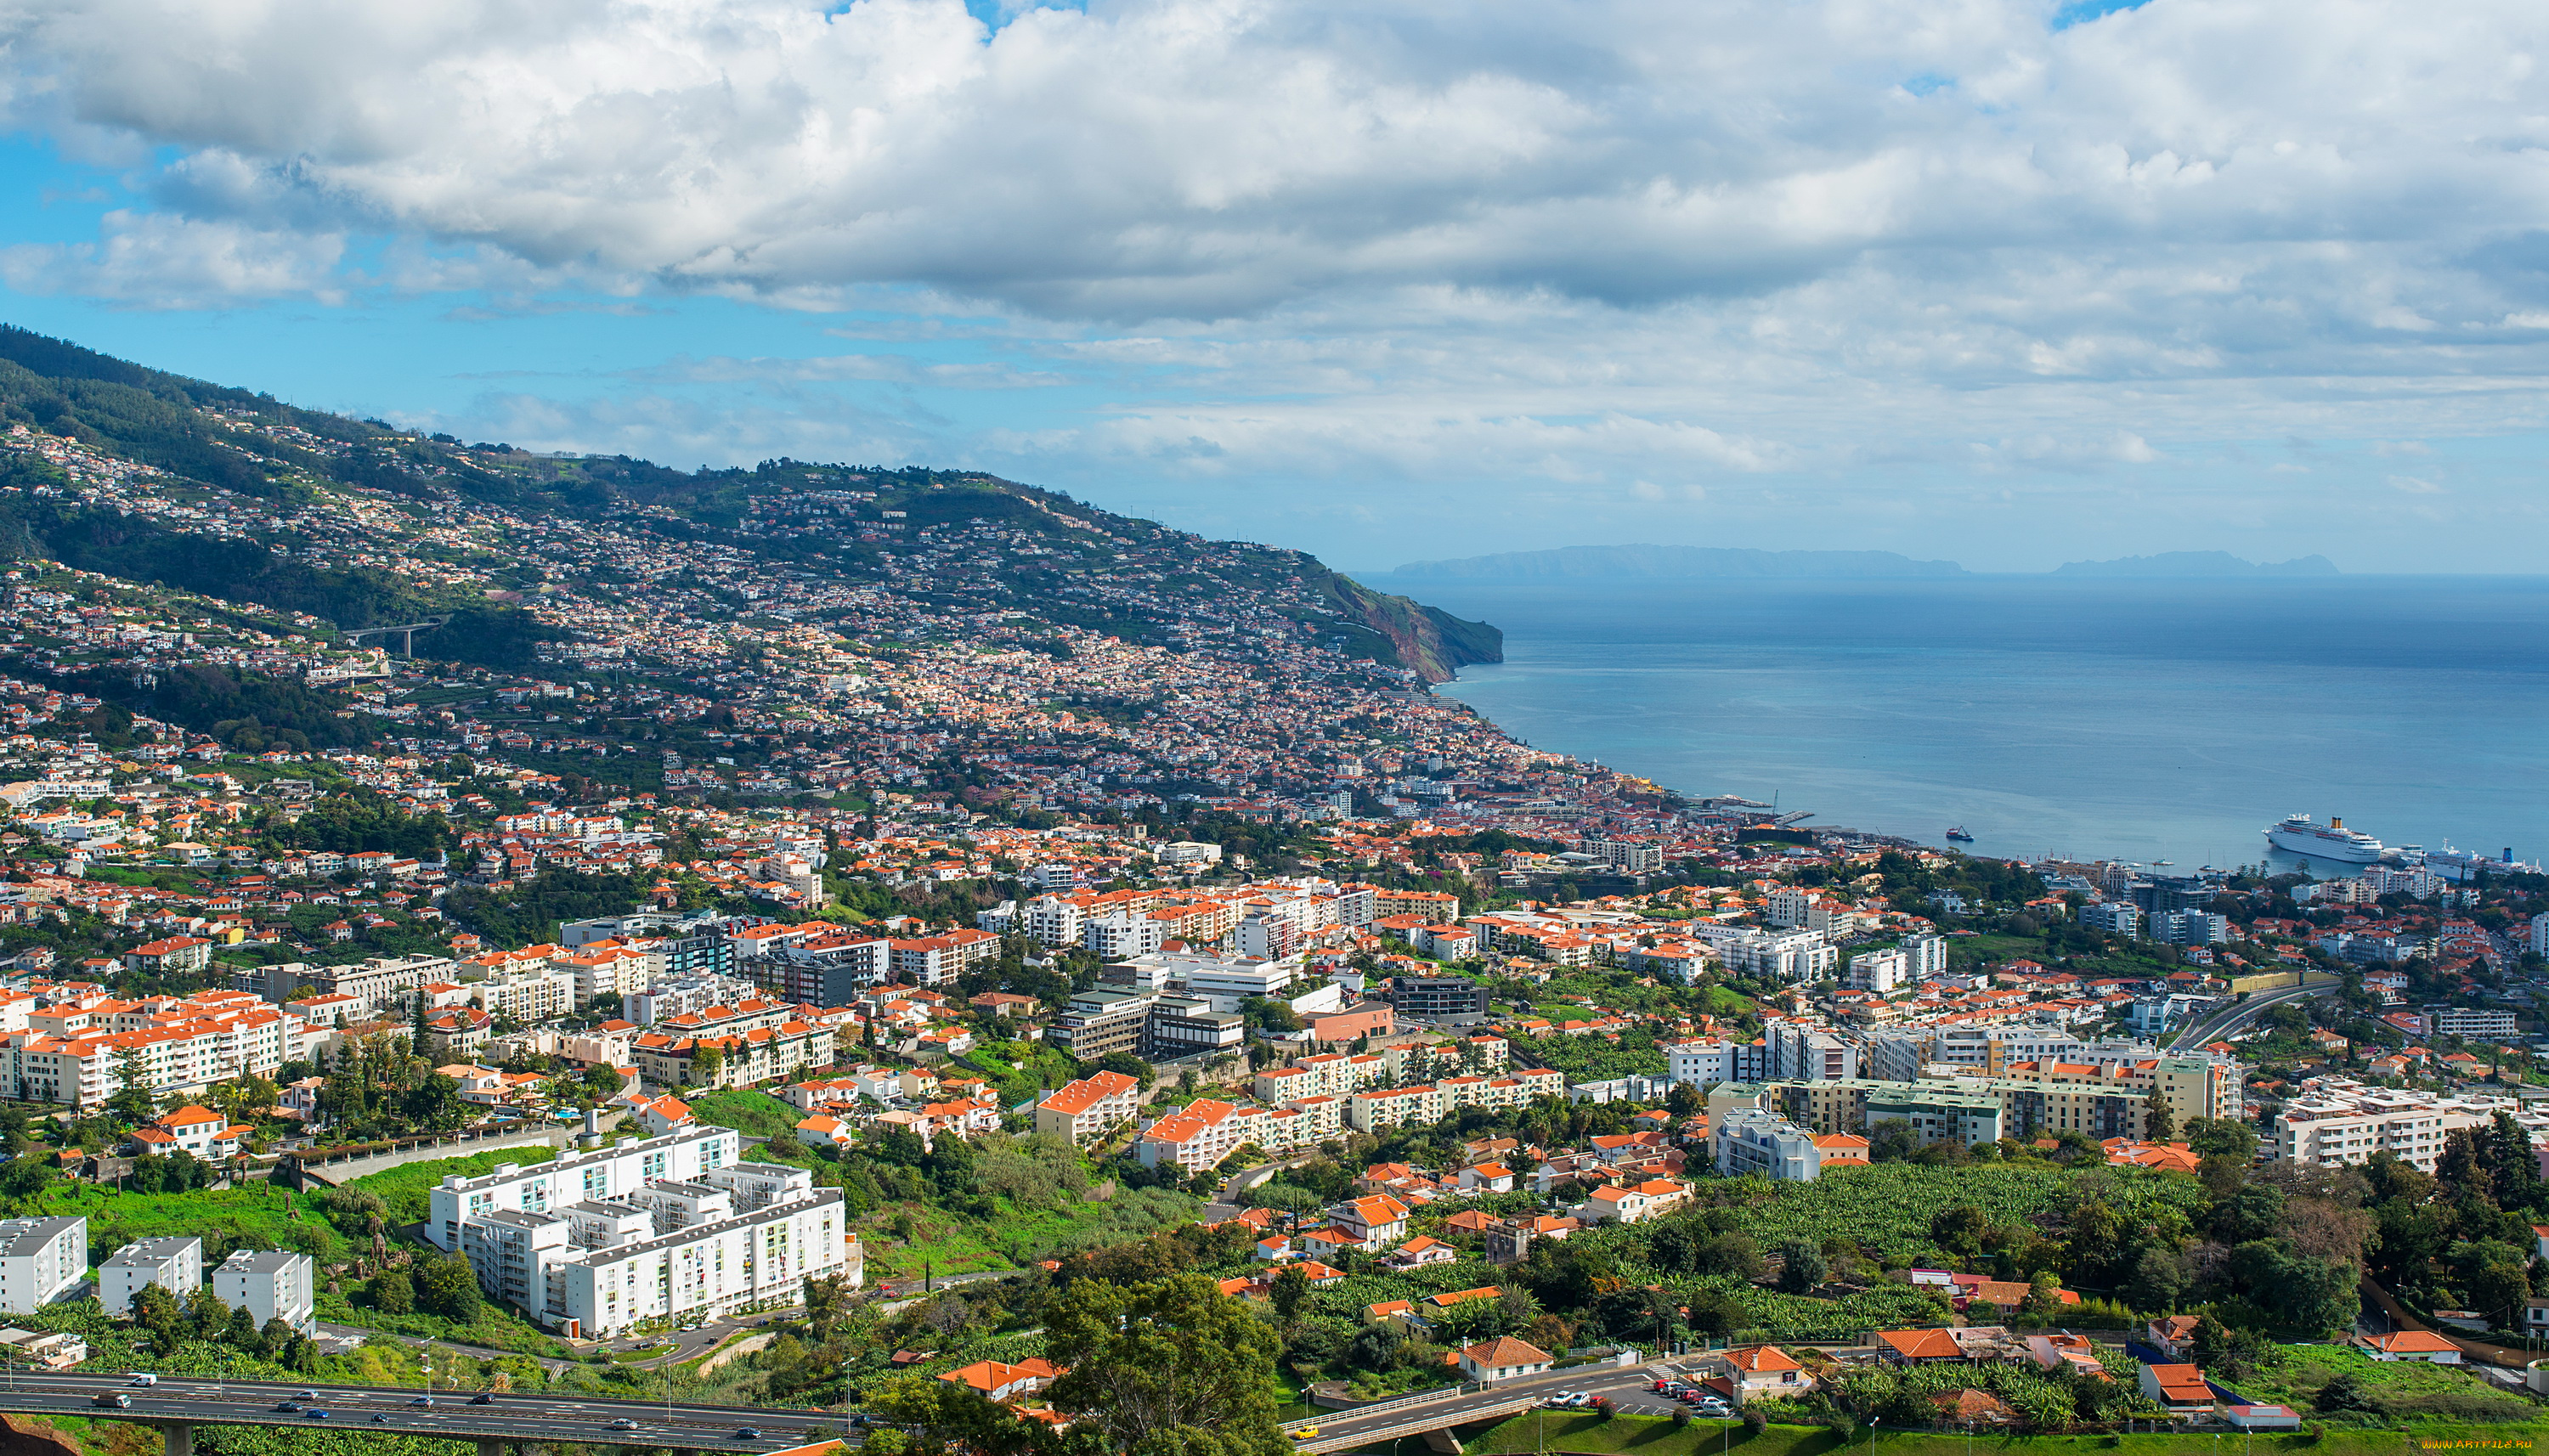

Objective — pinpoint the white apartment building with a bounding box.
[460,1159,856,1336]
[629,973,765,1026]
[1711,928,1838,983]
[100,1235,201,1315]
[1766,1023,1860,1082]
[2269,1078,2507,1173]
[467,963,576,1024]
[1665,1037,1766,1090]
[2531,911,2549,958]
[2433,1007,2519,1040]
[0,1217,85,1312]
[1713,1109,1825,1182]
[213,1250,315,1335]
[1904,934,1949,979]
[1082,913,1167,960]
[1022,896,1086,948]
[1765,889,1836,934]
[1847,948,1908,994]
[1033,1070,1143,1144]
[428,1127,743,1251]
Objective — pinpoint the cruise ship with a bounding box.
[2265,814,2385,864]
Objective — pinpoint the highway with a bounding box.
[2166,978,2330,1052]
[0,1371,847,1454]
[1293,1357,1674,1454]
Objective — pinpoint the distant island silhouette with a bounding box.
[1385,545,2340,579]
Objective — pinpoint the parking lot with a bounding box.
[1533,1362,1732,1420]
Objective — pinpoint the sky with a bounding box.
[0,0,2546,573]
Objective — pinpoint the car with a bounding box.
[410,1397,434,1407]
[93,1393,131,1410]
[1287,1429,1320,1442]
[470,1394,495,1406]
[610,1419,639,1431]
[734,1429,762,1441]
[371,1415,388,1425]
[274,1402,302,1414]
[305,1411,331,1420]
[1652,1380,1671,1391]
[296,1391,319,1401]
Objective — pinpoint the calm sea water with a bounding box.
[1356,574,2549,871]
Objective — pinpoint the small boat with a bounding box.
[1946,826,1974,842]
[2153,859,2173,866]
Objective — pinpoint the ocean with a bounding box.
[1354,573,2549,872]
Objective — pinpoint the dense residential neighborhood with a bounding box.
[0,335,2531,1453]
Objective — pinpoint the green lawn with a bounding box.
[350,1145,560,1225]
[2222,1345,2535,1420]
[687,1089,804,1138]
[30,1180,323,1258]
[1436,1416,2549,1456]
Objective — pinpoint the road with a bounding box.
[2167,979,2330,1052]
[1294,1356,1697,1454]
[0,1372,846,1453]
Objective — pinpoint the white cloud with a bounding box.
[8,0,2549,565]
[0,210,345,307]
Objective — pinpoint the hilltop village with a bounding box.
[0,333,2540,1448]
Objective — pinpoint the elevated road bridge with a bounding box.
[0,1372,847,1456]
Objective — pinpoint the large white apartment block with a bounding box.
[214,1249,315,1335]
[1904,934,1948,979]
[1345,1069,1565,1132]
[1848,948,1908,994]
[1766,1023,1860,1082]
[2269,1077,2541,1174]
[1711,928,1837,982]
[1664,1037,1766,1089]
[3,996,302,1110]
[0,1217,85,1312]
[1082,913,1167,960]
[1033,1070,1143,1144]
[1765,889,1836,933]
[100,1235,201,1315]
[1023,896,1086,948]
[1713,1109,1825,1181]
[460,1158,855,1336]
[2433,1007,2519,1040]
[428,1127,743,1251]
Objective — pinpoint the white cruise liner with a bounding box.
[2265,813,2385,864]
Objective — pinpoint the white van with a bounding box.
[128,1374,158,1386]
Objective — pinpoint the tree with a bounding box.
[105,1046,155,1126]
[585,1062,625,1100]
[1269,1263,1310,1325]
[371,1267,415,1315]
[132,1281,182,1353]
[2123,1247,2188,1314]
[1774,1239,1826,1294]
[2015,1272,2066,1326]
[1043,1274,1291,1456]
[885,1273,1289,1456]
[691,1044,726,1086]
[2144,1089,2176,1143]
[1868,1121,1919,1163]
[414,1254,483,1321]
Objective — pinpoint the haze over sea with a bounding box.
[1354,573,2549,872]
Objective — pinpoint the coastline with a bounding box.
[1385,573,2549,872]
